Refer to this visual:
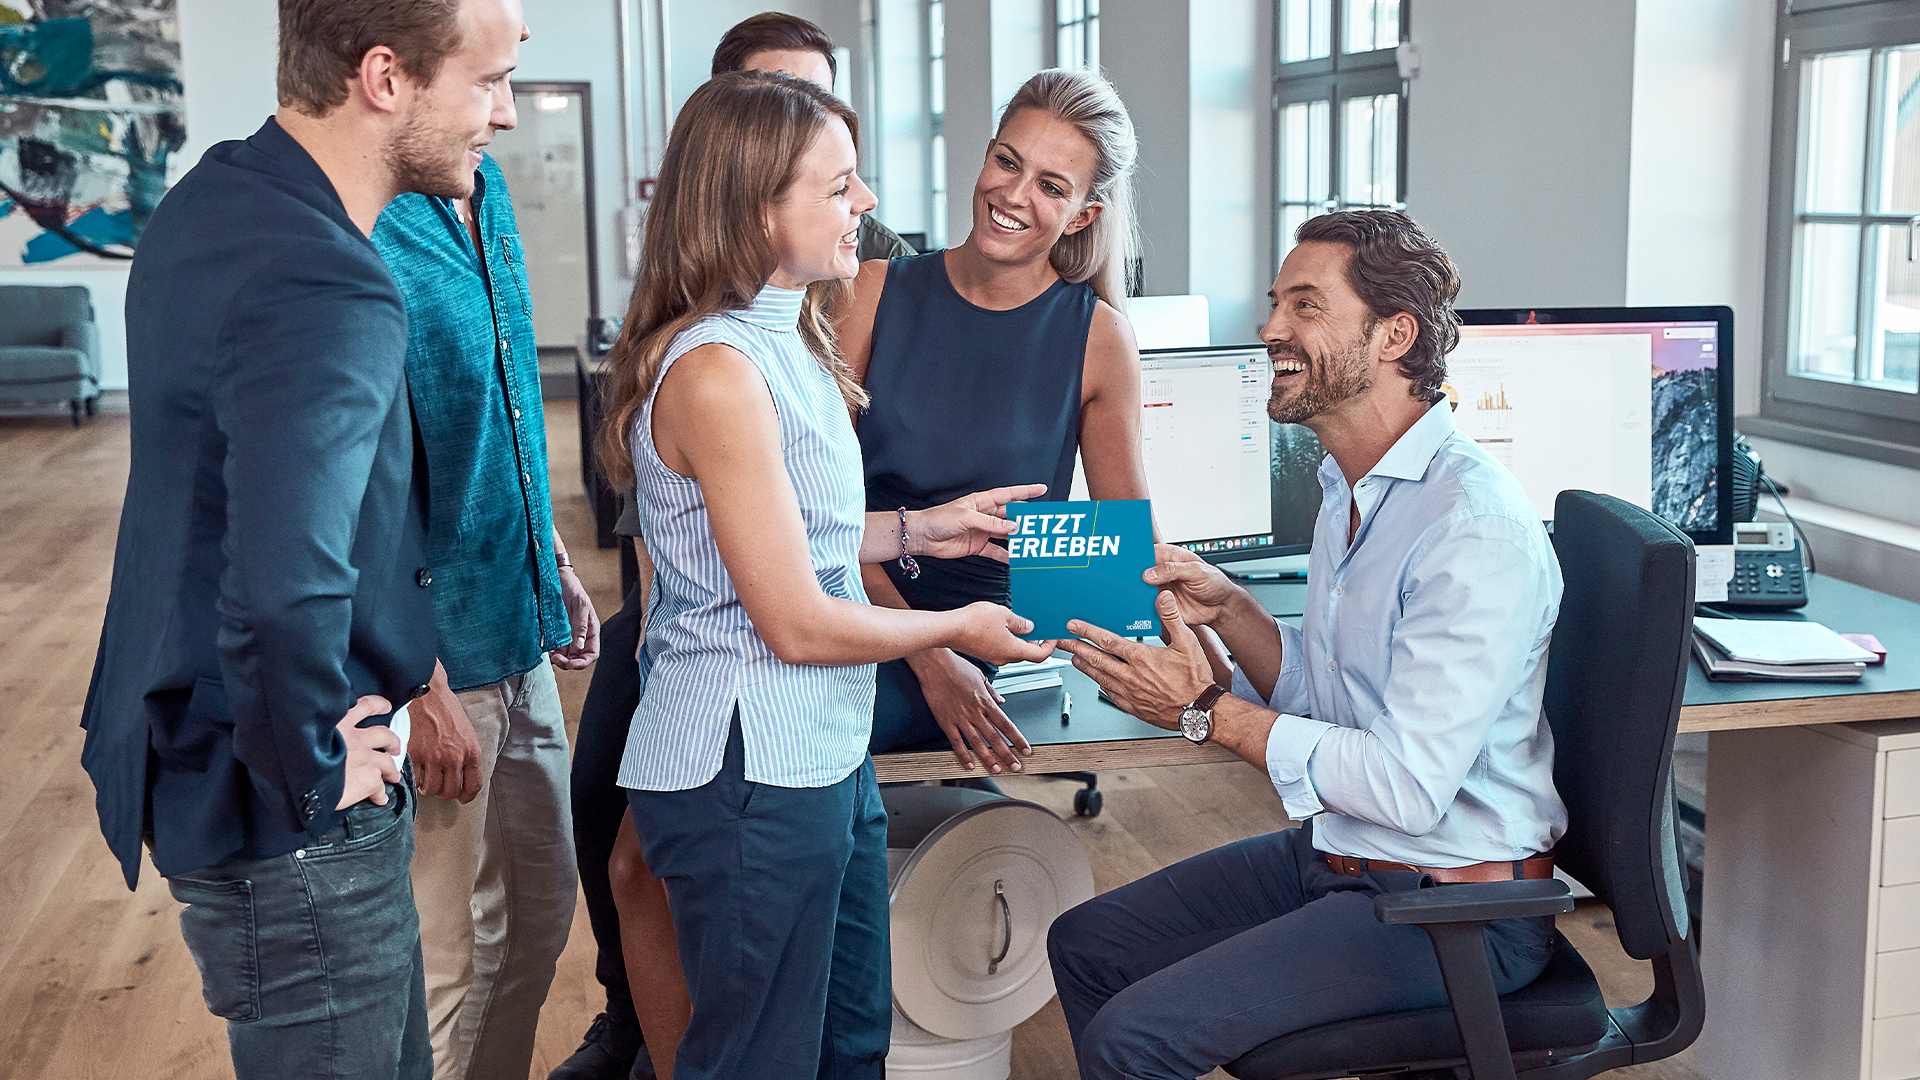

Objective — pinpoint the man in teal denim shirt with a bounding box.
[374,126,601,1080]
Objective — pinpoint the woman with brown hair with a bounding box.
[593,71,1051,1080]
[836,68,1153,777]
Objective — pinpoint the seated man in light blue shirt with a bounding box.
[1048,209,1568,1080]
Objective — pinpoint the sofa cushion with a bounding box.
[0,346,97,386]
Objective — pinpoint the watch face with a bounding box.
[1179,706,1211,744]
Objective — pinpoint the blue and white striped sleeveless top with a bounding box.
[618,285,876,792]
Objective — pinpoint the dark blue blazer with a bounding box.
[82,118,437,888]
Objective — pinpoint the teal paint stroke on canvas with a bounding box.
[0,2,185,264]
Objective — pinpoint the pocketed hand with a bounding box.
[336,696,401,810]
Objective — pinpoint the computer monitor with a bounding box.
[1135,345,1314,562]
[1453,305,1735,545]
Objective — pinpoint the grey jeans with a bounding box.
[167,780,430,1080]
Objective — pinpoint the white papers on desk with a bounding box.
[993,654,1070,696]
[1692,617,1877,665]
[1695,545,1733,603]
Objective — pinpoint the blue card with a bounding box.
[1007,500,1159,641]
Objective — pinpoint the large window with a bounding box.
[1760,1,1920,465]
[1056,0,1100,71]
[1273,0,1407,267]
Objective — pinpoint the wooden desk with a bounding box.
[873,574,1920,783]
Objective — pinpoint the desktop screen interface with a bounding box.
[1449,318,1722,534]
[1139,347,1280,553]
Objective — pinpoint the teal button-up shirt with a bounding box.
[372,156,570,691]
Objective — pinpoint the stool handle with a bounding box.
[988,880,1012,975]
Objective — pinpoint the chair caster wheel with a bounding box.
[1073,788,1103,817]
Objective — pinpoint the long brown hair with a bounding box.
[598,70,868,491]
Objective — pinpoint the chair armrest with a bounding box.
[1374,878,1573,926]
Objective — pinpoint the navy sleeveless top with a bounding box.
[859,250,1096,610]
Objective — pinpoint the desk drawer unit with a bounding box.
[1879,732,1920,1080]
[1702,719,1920,1080]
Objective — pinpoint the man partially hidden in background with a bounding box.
[371,20,602,1080]
[80,0,531,1076]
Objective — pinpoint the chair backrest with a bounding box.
[1544,490,1695,962]
[0,285,94,348]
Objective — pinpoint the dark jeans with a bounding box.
[1047,822,1556,1080]
[166,780,430,1080]
[626,720,890,1080]
[570,576,648,1028]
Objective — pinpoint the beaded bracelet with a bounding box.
[897,508,921,579]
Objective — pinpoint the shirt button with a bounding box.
[294,849,307,860]
[522,471,531,484]
[512,408,522,419]
[499,338,509,353]
[410,683,432,699]
[416,568,433,587]
[1327,661,1337,671]
[1332,585,1344,596]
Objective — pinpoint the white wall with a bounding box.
[1625,0,1774,418]
[1404,0,1637,310]
[1105,0,1191,299]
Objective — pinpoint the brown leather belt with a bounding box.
[1324,852,1555,884]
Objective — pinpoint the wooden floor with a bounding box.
[0,402,1701,1079]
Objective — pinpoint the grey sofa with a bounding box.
[0,284,102,426]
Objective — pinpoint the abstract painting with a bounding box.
[0,0,184,265]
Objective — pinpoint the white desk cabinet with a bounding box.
[1698,718,1920,1080]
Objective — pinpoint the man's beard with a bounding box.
[386,106,476,200]
[1267,325,1375,425]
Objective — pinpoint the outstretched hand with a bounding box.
[911,484,1049,563]
[1060,592,1214,728]
[1143,543,1244,628]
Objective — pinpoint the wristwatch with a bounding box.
[1179,684,1228,744]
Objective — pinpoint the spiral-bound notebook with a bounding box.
[1007,499,1159,641]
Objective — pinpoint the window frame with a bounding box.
[1054,0,1100,71]
[1271,0,1410,278]
[1756,0,1920,469]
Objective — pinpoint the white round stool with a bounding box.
[883,786,1095,1079]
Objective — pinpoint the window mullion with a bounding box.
[1857,48,1886,384]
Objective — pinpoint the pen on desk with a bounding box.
[1061,690,1073,725]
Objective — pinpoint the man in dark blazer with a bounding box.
[79,0,530,1076]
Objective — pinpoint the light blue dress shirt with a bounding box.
[1233,400,1568,867]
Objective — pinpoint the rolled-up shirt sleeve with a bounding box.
[1229,618,1333,819]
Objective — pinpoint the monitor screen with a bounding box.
[1135,345,1300,559]
[1453,306,1734,545]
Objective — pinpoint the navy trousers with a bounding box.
[1047,822,1556,1080]
[166,781,431,1080]
[626,719,890,1080]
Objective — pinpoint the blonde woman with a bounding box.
[594,71,1051,1079]
[836,68,1152,776]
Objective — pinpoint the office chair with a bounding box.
[1226,490,1705,1080]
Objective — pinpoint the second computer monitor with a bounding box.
[1454,305,1735,545]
